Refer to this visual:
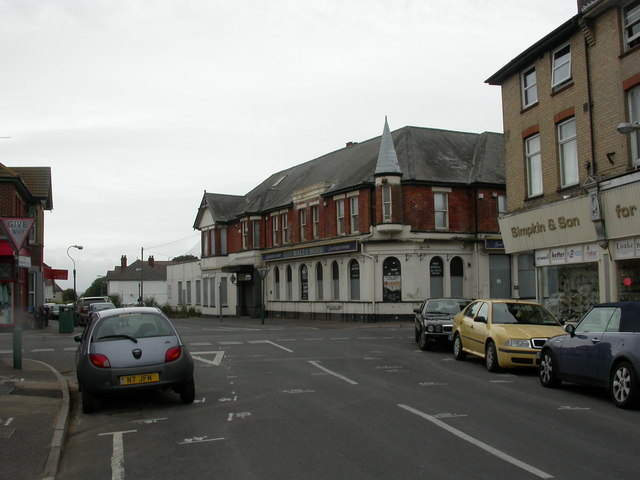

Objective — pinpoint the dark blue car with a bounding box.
[539,302,640,409]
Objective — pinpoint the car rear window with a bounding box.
[94,313,175,341]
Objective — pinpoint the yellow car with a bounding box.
[452,299,566,372]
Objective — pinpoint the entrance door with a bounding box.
[490,255,511,298]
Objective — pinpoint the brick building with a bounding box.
[0,164,53,326]
[169,119,506,321]
[486,0,640,322]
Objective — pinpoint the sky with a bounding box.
[0,0,579,294]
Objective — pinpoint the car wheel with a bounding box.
[453,334,466,360]
[418,330,431,351]
[179,377,196,404]
[485,341,500,372]
[81,388,96,414]
[611,361,639,409]
[539,350,561,388]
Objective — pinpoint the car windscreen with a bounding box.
[427,300,468,314]
[94,313,175,341]
[491,303,559,326]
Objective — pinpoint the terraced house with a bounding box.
[169,119,506,321]
[486,0,640,323]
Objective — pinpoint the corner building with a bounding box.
[180,119,506,322]
[487,0,640,322]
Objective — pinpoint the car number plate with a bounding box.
[119,373,160,386]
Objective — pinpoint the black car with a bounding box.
[414,298,471,350]
[539,301,640,409]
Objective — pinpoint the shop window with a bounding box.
[383,257,402,302]
[286,266,293,300]
[300,264,308,301]
[450,256,463,298]
[517,254,536,299]
[274,267,281,300]
[430,257,444,298]
[618,259,640,301]
[540,263,598,323]
[331,261,340,300]
[316,263,324,300]
[349,259,360,300]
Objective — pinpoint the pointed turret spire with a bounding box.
[374,116,402,176]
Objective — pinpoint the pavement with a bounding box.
[0,315,411,480]
[0,324,70,480]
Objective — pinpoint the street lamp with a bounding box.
[67,245,83,302]
[617,122,640,134]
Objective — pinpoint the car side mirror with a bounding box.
[74,335,82,343]
[413,308,421,314]
[565,324,576,336]
[475,315,487,324]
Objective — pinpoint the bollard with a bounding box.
[13,324,22,370]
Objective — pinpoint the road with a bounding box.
[15,318,640,479]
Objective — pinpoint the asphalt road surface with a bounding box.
[18,318,640,479]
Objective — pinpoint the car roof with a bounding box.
[94,306,163,319]
[594,302,640,312]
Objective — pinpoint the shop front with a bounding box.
[499,173,640,322]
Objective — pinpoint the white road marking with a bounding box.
[249,340,294,353]
[398,405,553,479]
[308,361,359,385]
[178,436,224,445]
[131,418,167,425]
[191,351,225,366]
[98,430,137,480]
[31,348,55,352]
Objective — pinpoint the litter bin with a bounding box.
[58,305,74,333]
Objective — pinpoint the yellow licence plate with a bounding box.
[119,373,160,386]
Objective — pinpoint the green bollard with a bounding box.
[13,324,22,370]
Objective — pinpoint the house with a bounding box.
[168,119,506,321]
[0,164,53,326]
[486,0,640,322]
[105,255,172,306]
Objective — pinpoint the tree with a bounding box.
[172,254,199,262]
[83,276,108,298]
[62,288,77,303]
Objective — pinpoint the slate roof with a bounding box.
[106,259,172,282]
[196,125,504,226]
[0,164,54,210]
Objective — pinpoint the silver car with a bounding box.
[74,307,195,413]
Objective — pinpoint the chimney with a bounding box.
[121,255,127,268]
[148,255,155,267]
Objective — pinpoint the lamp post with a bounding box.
[67,245,83,302]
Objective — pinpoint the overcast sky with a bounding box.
[0,0,578,294]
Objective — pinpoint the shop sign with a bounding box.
[566,245,583,263]
[262,241,359,262]
[536,243,599,266]
[613,237,640,260]
[550,248,565,264]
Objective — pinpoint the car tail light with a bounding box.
[165,346,182,363]
[89,353,111,368]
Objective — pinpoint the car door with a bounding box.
[557,306,618,385]
[458,301,487,356]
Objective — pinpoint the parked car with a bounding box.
[75,296,110,326]
[539,302,640,409]
[414,298,471,350]
[452,299,565,372]
[86,302,116,319]
[43,303,60,320]
[74,306,195,413]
